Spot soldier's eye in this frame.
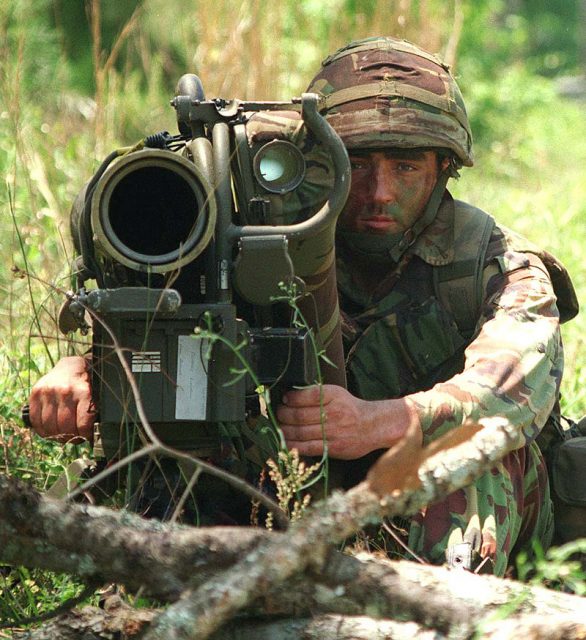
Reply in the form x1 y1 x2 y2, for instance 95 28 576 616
350 158 368 171
396 162 417 172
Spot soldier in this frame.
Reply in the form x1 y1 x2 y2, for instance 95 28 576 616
275 36 577 575
28 37 577 575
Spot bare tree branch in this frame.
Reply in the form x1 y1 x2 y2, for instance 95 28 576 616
140 418 546 639
3 417 584 640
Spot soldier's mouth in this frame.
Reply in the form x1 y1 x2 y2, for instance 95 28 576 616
361 216 401 231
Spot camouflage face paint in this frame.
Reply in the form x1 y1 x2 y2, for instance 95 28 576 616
339 149 440 235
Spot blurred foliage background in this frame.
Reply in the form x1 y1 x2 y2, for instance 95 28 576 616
1 0 585 456
0 0 585 622
0 0 586 419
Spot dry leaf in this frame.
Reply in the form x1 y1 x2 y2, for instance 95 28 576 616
367 421 483 497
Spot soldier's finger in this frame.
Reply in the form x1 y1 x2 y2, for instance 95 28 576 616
28 391 43 434
56 397 80 439
277 403 324 426
38 398 60 438
281 423 326 443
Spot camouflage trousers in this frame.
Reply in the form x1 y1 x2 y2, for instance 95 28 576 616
408 440 554 576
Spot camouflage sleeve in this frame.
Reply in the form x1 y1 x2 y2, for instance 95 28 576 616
410 227 563 451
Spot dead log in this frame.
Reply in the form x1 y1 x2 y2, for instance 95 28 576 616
3 418 586 640
13 605 586 640
15 609 445 640
141 418 527 639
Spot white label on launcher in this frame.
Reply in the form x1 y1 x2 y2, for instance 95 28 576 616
175 336 209 420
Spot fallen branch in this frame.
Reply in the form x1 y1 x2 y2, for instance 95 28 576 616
0 474 269 601
3 418 585 640
13 595 586 640
143 418 522 639
11 596 156 640
14 610 445 640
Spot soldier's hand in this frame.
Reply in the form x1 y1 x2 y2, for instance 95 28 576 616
28 356 95 443
277 384 414 460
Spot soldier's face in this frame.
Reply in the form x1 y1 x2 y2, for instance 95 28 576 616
339 149 442 234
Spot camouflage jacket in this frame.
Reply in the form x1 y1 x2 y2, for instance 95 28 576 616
337 192 574 454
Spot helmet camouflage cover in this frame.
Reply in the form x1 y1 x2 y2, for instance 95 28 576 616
307 36 474 167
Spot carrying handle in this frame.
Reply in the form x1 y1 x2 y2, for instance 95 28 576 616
228 93 351 243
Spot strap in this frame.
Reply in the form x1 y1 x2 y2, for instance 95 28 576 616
389 168 452 263
320 80 468 130
433 207 495 338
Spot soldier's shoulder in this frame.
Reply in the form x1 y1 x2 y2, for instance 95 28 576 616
452 199 579 323
452 198 544 264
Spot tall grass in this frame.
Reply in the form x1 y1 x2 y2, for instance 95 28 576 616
2 1 583 413
0 0 584 462
136 0 461 99
0 0 467 416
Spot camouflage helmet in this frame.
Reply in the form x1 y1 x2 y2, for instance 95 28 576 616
307 36 473 167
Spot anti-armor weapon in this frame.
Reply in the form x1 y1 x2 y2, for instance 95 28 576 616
64 75 350 460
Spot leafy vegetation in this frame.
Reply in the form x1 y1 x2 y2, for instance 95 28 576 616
1 0 585 624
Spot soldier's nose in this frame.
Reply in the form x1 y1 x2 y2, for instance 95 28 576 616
372 160 397 206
